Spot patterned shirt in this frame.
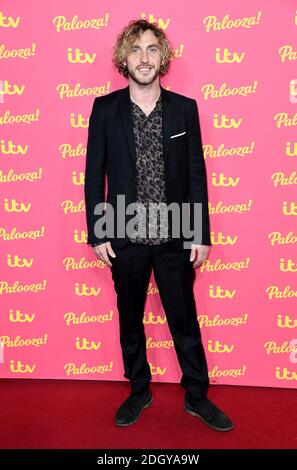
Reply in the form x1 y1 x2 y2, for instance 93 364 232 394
129 93 171 245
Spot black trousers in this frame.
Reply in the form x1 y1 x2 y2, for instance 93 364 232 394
110 240 209 400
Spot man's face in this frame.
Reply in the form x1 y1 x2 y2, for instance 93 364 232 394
124 29 163 86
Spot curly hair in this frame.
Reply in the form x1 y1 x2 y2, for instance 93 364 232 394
112 19 175 78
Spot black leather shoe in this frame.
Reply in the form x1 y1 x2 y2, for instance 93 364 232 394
185 397 234 432
115 388 153 427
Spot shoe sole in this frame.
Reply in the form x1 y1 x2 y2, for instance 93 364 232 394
185 405 234 432
115 397 153 427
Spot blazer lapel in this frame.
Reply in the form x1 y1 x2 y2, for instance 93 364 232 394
118 84 174 169
118 86 136 168
161 85 174 162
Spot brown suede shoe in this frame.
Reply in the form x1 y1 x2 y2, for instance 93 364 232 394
185 397 234 432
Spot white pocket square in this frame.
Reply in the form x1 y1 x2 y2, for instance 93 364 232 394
170 131 186 139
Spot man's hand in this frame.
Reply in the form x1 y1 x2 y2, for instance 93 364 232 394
92 241 116 267
190 244 210 268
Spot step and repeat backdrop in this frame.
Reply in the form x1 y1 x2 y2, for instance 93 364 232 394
0 1 296 388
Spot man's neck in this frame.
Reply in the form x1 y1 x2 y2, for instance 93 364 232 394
129 81 161 107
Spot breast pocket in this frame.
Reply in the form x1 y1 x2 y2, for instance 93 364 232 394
169 132 188 160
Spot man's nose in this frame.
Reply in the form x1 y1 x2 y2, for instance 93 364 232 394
140 51 149 62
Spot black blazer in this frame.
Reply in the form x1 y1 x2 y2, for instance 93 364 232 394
84 85 211 251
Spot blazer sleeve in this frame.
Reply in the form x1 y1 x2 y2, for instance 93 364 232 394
84 97 108 246
188 99 212 246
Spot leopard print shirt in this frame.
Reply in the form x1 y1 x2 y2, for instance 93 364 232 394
129 94 172 245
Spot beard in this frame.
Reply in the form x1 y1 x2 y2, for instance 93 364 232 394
127 65 160 86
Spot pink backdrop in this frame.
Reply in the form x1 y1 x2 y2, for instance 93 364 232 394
0 1 296 388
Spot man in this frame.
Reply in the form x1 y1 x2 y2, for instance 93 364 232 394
84 19 233 432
